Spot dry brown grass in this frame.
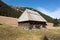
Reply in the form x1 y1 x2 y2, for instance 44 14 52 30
0 23 45 40
0 16 18 26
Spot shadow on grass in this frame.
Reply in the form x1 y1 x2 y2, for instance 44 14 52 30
43 36 48 40
0 23 3 25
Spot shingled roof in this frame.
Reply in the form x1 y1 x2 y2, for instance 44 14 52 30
18 9 47 22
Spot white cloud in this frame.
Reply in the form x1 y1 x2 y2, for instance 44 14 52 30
36 7 60 19
51 8 60 19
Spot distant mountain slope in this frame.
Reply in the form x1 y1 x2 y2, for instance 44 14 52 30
0 1 22 18
0 1 54 23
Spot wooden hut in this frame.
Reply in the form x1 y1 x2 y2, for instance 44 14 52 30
18 9 47 29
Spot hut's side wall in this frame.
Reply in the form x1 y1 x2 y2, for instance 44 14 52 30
18 23 30 29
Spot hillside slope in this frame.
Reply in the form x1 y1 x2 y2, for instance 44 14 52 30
0 1 22 18
0 16 18 26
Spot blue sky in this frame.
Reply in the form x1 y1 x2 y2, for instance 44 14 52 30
2 0 60 19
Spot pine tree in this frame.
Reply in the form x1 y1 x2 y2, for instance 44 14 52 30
53 18 59 26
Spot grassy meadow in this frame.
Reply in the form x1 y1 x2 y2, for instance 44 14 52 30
0 23 60 40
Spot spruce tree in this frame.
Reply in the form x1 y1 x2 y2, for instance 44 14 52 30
53 18 59 26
